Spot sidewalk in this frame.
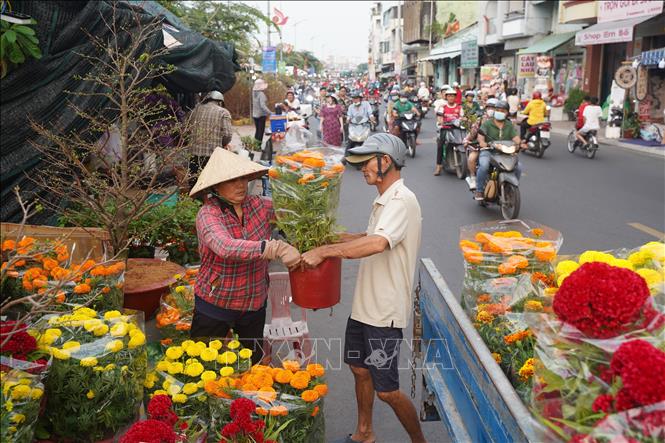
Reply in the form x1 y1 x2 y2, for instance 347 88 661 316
549 121 665 158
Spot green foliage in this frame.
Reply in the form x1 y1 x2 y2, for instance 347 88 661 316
0 18 42 78
622 112 641 136
281 50 323 73
240 135 261 152
563 88 589 114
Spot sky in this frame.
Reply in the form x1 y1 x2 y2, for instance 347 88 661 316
238 1 374 63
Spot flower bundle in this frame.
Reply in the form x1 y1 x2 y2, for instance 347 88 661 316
528 261 665 441
1 236 124 312
34 307 147 440
155 269 198 343
0 320 49 374
269 148 345 252
144 339 253 424
569 401 665 443
206 360 327 443
0 369 44 443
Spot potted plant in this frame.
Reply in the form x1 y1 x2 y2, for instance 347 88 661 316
148 196 201 266
622 112 641 139
240 135 262 160
563 88 589 121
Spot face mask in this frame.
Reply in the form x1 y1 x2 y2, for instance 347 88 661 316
400 98 407 103
354 102 361 106
486 109 495 117
494 111 506 121
391 96 398 101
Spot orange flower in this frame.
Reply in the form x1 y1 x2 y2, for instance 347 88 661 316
459 240 481 252
90 266 108 277
79 259 97 272
504 330 533 345
6 271 19 278
32 279 47 289
290 371 311 390
268 168 279 179
274 369 293 384
306 363 325 378
55 291 66 303
331 164 345 173
42 257 59 271
311 406 320 417
250 372 274 389
17 237 35 249
50 267 70 281
320 181 329 188
269 405 288 416
2 239 16 251
242 383 259 392
175 322 191 331
498 262 517 275
297 173 316 185
474 232 491 244
13 260 26 267
303 158 326 168
463 251 484 264
74 283 91 294
301 389 320 402
161 338 173 346
101 286 111 294
313 384 328 397
531 228 544 237
22 280 33 291
476 294 491 304
507 255 529 269
257 386 277 402
185 268 198 277
256 407 268 416
534 245 556 262
282 360 301 372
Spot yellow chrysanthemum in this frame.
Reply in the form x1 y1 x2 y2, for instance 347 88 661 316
10 413 25 424
172 393 187 404
476 311 494 324
219 366 235 377
93 324 109 337
557 273 569 287
183 383 198 395
636 268 663 290
83 319 103 332
180 340 195 350
30 388 43 400
50 348 71 360
167 362 184 375
612 259 634 270
579 250 615 265
10 385 31 400
217 351 237 365
183 362 204 377
518 358 536 380
153 389 168 396
555 260 579 276
209 340 223 350
86 390 95 399
227 340 240 350
200 370 217 382
167 384 182 396
80 357 98 367
640 242 665 261
175 285 186 294
524 300 543 311
62 341 81 352
73 307 97 318
110 322 129 337
156 360 170 372
239 349 253 360
105 363 116 371
105 339 124 353
165 346 184 360
186 345 201 357
103 310 122 320
128 332 146 349
200 347 218 362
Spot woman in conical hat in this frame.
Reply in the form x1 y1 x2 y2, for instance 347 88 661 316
189 148 300 364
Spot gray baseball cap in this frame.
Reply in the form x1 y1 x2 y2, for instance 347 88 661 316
345 133 407 167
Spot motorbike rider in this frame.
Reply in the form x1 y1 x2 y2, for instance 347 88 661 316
348 91 374 122
417 81 430 102
575 96 602 146
462 90 480 117
434 88 464 176
576 95 591 131
520 91 547 140
391 90 420 138
475 100 525 201
283 90 301 112
465 98 498 190
385 89 400 130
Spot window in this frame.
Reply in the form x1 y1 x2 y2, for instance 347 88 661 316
505 0 525 19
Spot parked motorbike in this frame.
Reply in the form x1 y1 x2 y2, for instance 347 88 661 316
369 99 380 132
437 117 468 179
398 112 418 158
523 122 551 158
472 141 521 220
347 115 371 151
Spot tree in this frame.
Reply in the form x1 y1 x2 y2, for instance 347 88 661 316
356 62 368 73
30 5 191 255
282 50 323 73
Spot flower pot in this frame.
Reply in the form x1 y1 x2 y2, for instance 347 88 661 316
289 257 341 309
123 258 185 317
622 128 634 139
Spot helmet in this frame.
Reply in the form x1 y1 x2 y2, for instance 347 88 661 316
495 100 509 111
205 91 224 102
391 85 400 91
465 90 476 97
399 90 409 98
444 88 456 96
452 82 459 88
345 133 407 168
351 91 362 99
532 91 542 99
441 84 450 91
420 82 426 87
486 98 499 108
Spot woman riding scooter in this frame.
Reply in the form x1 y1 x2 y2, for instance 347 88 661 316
434 88 464 176
520 91 547 140
464 98 498 190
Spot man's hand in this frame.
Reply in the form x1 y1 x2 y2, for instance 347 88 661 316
301 246 328 268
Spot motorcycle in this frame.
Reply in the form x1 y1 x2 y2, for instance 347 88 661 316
347 115 371 151
473 141 521 220
397 112 418 158
523 122 551 158
437 117 468 179
369 99 380 132
567 110 599 159
419 98 430 118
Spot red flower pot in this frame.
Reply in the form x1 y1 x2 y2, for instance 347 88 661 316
123 259 185 318
289 257 342 309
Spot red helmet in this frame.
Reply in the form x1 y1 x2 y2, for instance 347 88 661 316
532 91 542 99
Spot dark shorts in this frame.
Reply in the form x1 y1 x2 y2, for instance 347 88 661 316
344 317 403 393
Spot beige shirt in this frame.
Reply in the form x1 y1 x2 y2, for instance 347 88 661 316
351 179 422 328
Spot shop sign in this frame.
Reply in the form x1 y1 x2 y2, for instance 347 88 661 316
536 56 553 78
461 39 478 69
575 25 634 46
598 1 663 23
262 47 277 73
518 55 536 78
635 65 648 101
480 64 502 86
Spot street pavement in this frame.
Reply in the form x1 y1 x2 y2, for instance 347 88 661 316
298 106 665 443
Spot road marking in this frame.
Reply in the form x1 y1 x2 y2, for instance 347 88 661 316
628 223 665 240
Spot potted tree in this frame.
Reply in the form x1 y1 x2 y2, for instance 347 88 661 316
622 112 641 139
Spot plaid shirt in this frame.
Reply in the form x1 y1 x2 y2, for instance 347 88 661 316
189 102 233 157
195 195 274 311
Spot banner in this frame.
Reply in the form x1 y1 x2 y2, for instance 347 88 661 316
518 55 536 78
480 64 502 87
461 39 478 69
598 0 663 23
262 47 277 73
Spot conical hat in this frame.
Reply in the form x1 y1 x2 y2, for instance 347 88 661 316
189 147 268 197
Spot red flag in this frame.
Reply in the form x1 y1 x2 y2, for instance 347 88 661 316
272 8 288 26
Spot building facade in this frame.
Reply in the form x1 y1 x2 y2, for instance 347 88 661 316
402 1 436 84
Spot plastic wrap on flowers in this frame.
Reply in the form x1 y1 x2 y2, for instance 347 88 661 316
144 338 253 426
459 220 561 302
527 262 665 441
155 269 198 343
554 241 664 294
269 147 345 253
0 368 45 443
1 320 51 379
206 361 327 443
33 308 147 441
1 235 124 313
569 401 665 443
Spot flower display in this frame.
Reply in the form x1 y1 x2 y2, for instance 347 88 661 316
269 148 345 252
0 369 44 443
568 402 665 443
0 321 49 375
207 360 326 443
144 338 253 424
34 308 147 440
1 236 124 312
155 269 198 342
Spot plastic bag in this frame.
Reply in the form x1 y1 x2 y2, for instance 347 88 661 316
270 147 345 252
206 361 327 443
569 401 665 443
0 367 45 443
33 307 148 441
155 269 198 343
282 125 315 152
144 338 253 427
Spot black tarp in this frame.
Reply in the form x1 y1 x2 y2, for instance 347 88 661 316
0 0 239 222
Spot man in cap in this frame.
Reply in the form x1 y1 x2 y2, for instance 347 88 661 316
302 134 425 443
188 91 233 179
189 148 301 364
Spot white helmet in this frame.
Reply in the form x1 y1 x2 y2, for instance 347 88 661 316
452 82 459 88
420 82 426 87
444 88 457 96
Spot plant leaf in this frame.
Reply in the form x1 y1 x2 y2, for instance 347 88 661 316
4 29 16 44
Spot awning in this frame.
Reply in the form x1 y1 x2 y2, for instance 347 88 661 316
575 15 657 46
517 32 576 54
418 50 461 62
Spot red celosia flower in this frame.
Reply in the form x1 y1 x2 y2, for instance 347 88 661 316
0 321 37 358
119 419 177 443
230 397 256 421
147 395 178 426
221 422 241 438
591 394 613 413
610 340 665 410
553 263 650 338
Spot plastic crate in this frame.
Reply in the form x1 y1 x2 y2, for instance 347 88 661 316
270 114 287 133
